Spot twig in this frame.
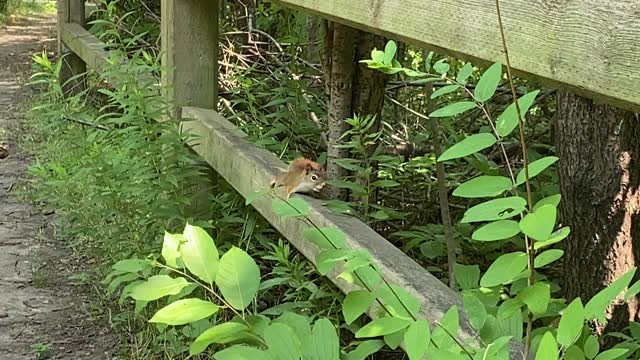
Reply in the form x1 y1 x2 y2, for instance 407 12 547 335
62 116 110 131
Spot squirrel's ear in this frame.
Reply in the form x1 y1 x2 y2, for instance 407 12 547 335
304 163 314 172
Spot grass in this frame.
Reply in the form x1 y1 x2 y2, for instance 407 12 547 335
0 0 56 24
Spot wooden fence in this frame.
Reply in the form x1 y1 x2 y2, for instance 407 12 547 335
56 0 640 359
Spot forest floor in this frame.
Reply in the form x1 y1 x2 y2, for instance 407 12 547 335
0 13 117 360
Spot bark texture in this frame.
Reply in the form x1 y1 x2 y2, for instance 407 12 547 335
556 90 640 334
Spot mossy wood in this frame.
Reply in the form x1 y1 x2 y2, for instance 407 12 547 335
273 0 640 112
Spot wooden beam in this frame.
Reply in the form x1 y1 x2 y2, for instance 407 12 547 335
273 0 640 112
179 106 526 359
59 0 87 96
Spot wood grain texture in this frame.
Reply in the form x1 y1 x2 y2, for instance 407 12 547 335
273 0 640 112
180 106 527 359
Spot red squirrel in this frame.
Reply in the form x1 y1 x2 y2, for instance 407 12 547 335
270 157 326 199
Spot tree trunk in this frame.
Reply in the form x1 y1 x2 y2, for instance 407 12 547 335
556 90 640 335
325 23 356 200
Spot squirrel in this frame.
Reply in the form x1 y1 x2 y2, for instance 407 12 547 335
270 157 327 199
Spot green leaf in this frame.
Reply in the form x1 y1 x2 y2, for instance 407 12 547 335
584 268 636 322
404 319 431 360
355 317 411 338
516 282 550 316
245 188 267 205
438 133 496 162
516 156 559 186
463 292 487 331
162 232 183 268
272 198 310 218
533 194 561 212
456 63 474 84
474 62 502 102
433 59 450 74
583 335 599 359
304 319 340 360
371 49 384 63
626 280 640 300
216 247 261 310
190 322 250 355
453 176 513 198
593 348 629 360
564 345 585 360
431 306 460 349
496 90 540 137
480 252 528 287
316 249 350 275
303 227 345 250
181 224 219 284
343 290 375 324
150 298 219 326
383 330 404 350
536 332 558 360
534 249 564 268
112 258 152 273
371 179 401 188
454 263 480 290
343 340 385 360
520 204 557 242
383 40 397 65
429 101 477 118
534 227 570 250
431 84 461 99
556 298 585 348
129 275 191 301
213 345 275 360
265 323 303 360
462 196 527 223
472 220 521 241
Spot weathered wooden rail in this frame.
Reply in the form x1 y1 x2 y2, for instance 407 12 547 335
57 0 640 358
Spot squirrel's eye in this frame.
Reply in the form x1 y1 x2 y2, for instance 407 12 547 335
311 174 318 181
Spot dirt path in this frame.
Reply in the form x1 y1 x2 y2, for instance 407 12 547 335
0 14 117 360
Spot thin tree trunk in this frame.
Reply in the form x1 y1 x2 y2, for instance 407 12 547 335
556 90 640 335
325 23 356 200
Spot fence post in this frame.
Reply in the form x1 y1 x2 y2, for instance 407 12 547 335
161 0 219 220
59 0 87 96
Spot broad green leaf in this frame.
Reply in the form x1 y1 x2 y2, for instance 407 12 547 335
304 319 340 360
429 101 477 118
593 348 629 360
107 273 139 295
497 298 524 321
272 198 310 218
534 227 570 250
454 263 480 290
456 63 474 84
557 298 585 348
265 323 303 360
583 335 599 359
500 307 523 342
453 176 513 198
273 312 311 342
536 332 558 360
130 275 190 301
516 282 550 316
626 279 640 300
496 90 540 137
533 249 564 269
383 40 397 65
520 204 557 241
343 290 375 324
245 188 268 205
533 194 561 212
480 252 528 287
463 292 487 331
564 345 585 360
162 232 183 267
474 62 502 102
534 249 564 268
303 227 345 250
431 306 460 350
326 179 367 195
462 196 527 223
371 49 384 63
433 59 450 74
431 84 461 99
182 224 219 284
438 133 496 162
355 317 411 338
343 340 385 360
190 322 250 355
213 345 275 360
316 249 350 275
479 315 502 344
404 319 431 360
112 258 152 273
150 298 219 326
216 247 261 310
472 220 521 241
383 330 404 349
585 268 637 322
516 156 559 186
375 284 421 319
